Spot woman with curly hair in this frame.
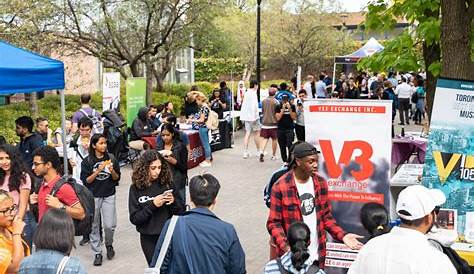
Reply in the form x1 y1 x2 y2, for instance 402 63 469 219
0 145 35 246
128 150 184 265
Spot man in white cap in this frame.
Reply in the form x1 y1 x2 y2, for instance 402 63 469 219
348 185 456 274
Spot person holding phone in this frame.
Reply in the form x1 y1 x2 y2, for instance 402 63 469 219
129 150 184 265
275 95 297 162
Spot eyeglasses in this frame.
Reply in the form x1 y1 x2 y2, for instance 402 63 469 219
32 162 45 167
0 205 17 216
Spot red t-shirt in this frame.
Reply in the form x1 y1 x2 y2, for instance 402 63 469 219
38 175 79 221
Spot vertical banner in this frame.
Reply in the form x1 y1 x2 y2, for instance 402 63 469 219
304 99 392 271
422 78 474 251
102 72 121 111
126 78 146 126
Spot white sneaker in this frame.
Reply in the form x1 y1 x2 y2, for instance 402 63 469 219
199 161 212 167
243 152 250 159
271 155 277 160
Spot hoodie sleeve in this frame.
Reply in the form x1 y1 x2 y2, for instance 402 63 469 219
128 185 158 226
133 120 153 138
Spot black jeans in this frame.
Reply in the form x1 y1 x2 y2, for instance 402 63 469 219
277 129 295 162
398 98 410 124
140 233 160 266
295 124 305 141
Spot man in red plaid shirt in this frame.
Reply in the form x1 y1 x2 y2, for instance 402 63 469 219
267 142 363 269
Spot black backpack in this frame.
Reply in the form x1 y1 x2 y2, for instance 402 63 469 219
429 239 471 274
51 176 95 236
411 92 419 104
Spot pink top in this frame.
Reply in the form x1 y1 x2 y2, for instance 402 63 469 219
1 173 32 206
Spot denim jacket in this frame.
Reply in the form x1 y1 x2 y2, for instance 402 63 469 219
19 249 87 274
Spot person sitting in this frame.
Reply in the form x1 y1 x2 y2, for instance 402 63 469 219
263 222 324 274
19 208 87 274
360 202 391 240
129 107 158 151
348 185 456 274
150 174 246 274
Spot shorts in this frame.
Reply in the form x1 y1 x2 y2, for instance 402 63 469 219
260 128 277 139
244 120 260 132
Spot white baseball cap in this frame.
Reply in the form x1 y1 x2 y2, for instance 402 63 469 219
396 185 446 220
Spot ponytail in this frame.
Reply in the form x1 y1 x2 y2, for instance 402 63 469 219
291 240 310 271
360 202 391 238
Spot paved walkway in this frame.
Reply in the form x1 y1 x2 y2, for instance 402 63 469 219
72 113 424 274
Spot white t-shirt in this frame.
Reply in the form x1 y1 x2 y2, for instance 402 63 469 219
295 178 319 262
303 82 314 99
395 82 413 99
240 88 260 122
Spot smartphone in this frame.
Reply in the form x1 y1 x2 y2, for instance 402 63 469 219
163 189 173 195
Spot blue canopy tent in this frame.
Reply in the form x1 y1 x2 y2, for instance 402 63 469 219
332 37 384 90
0 40 69 175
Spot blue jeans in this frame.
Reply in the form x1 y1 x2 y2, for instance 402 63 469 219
199 127 211 160
23 211 37 249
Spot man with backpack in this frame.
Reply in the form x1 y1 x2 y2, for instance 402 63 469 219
72 93 103 134
29 146 86 222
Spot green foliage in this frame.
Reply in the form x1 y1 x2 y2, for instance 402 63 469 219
195 58 245 82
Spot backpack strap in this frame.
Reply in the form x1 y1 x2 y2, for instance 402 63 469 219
79 108 89 118
276 258 290 274
51 177 68 197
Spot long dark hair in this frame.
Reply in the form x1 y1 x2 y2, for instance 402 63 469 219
34 208 75 255
360 202 391 238
161 124 179 142
0 144 28 192
287 222 311 271
88 133 107 158
131 150 172 190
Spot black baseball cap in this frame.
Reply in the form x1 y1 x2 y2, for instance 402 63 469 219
289 142 320 167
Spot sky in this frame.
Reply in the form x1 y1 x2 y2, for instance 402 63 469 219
338 0 371 12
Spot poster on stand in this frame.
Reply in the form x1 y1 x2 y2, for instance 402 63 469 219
304 99 392 271
102 72 121 111
126 78 146 126
422 78 474 250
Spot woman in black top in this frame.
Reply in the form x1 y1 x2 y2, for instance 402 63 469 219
209 89 227 119
80 133 121 266
156 124 188 204
128 150 184 265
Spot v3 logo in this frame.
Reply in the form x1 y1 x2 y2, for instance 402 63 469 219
319 140 374 181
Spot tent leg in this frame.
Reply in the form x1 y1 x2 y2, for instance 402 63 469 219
332 62 337 94
60 90 68 176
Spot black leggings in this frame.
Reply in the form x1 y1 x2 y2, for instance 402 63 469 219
140 233 160 266
277 129 295 162
295 124 305 141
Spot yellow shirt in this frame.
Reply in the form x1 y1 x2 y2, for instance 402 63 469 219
0 228 30 274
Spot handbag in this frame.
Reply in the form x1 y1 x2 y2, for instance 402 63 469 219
144 215 179 274
56 256 70 274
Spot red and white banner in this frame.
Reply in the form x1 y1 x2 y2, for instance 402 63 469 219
304 99 392 270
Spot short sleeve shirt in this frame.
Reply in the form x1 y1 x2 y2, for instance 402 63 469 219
38 175 79 221
1 174 32 207
72 107 101 124
192 107 209 130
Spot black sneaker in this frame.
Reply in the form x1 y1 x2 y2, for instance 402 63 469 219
259 153 264 162
106 245 115 260
93 254 103 266
79 237 90 246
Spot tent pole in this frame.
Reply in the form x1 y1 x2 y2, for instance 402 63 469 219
332 62 337 94
60 89 68 176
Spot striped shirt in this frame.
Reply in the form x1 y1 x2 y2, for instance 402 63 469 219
263 251 326 274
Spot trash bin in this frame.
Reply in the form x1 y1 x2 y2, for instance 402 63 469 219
175 68 189 84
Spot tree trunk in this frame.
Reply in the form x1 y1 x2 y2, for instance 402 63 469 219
130 63 141 77
145 55 154 105
423 41 441 120
440 0 474 80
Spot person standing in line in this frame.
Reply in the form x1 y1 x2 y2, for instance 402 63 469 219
315 75 327 99
240 80 262 159
129 150 184 265
236 81 246 111
0 190 27 274
303 75 315 99
219 81 233 110
35 117 52 146
395 77 412 125
150 174 246 274
267 142 363 269
71 94 102 134
295 89 307 142
263 222 324 274
359 72 369 99
414 77 426 125
156 124 188 204
81 134 121 266
0 145 34 247
345 78 360 99
19 209 87 274
348 185 456 274
275 95 296 163
187 92 212 167
15 116 44 169
209 89 228 119
259 86 279 162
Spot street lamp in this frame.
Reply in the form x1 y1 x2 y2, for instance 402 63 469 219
256 0 262 102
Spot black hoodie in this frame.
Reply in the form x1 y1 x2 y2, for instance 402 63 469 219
130 107 154 141
128 181 184 235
